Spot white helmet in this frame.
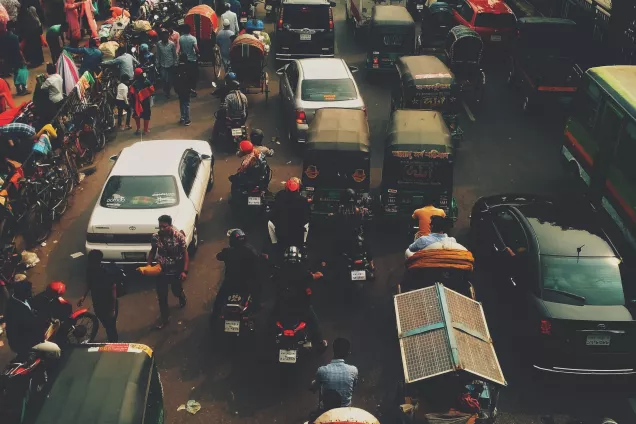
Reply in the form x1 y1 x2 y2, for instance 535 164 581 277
313 408 380 424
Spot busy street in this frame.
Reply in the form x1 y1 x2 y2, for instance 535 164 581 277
1 0 636 423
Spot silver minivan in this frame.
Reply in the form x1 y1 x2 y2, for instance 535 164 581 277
277 58 366 143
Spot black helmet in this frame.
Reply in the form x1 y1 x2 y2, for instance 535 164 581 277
229 229 246 247
229 79 240 90
283 246 302 264
341 188 356 204
250 128 264 146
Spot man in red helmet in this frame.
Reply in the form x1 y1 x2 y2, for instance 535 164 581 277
31 281 73 327
230 138 274 196
269 177 311 252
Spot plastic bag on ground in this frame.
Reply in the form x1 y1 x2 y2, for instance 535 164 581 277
21 251 40 268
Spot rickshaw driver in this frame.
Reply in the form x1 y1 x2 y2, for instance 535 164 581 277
412 197 446 237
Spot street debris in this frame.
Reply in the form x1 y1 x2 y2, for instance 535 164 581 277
41 242 47 247
78 173 86 182
21 251 40 268
286 161 292 164
70 252 84 259
177 400 201 415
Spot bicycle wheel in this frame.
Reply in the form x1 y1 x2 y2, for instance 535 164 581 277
50 182 69 219
23 204 52 246
65 149 80 186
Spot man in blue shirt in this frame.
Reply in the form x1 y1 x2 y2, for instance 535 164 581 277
311 338 358 408
216 19 235 72
64 38 103 77
178 24 200 96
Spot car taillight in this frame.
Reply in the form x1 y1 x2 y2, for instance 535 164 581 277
329 8 334 30
278 9 284 30
354 259 363 265
296 109 306 124
540 319 551 335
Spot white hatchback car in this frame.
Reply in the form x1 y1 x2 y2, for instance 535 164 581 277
85 140 214 264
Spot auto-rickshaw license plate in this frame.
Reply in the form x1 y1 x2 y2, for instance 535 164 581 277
491 35 502 42
178 18 184 25
300 34 311 41
231 128 243 136
351 270 366 281
224 320 240 333
279 349 298 363
240 17 247 23
248 196 261 205
586 334 610 346
416 4 423 9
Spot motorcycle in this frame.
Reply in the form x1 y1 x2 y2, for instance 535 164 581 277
219 292 256 337
230 162 272 216
341 235 374 288
275 317 312 365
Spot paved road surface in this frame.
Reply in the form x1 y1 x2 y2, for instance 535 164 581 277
1 3 634 423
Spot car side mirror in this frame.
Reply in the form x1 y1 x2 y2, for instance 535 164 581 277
276 67 285 76
349 66 359 73
201 154 211 160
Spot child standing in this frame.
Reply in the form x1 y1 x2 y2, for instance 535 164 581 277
116 75 131 130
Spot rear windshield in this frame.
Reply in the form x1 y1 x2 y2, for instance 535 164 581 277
301 79 357 101
541 256 625 306
474 13 516 29
100 176 179 209
283 4 330 30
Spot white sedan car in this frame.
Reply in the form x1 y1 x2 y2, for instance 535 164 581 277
85 140 214 264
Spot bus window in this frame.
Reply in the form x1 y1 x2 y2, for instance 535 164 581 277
595 102 624 149
608 121 636 222
576 81 603 131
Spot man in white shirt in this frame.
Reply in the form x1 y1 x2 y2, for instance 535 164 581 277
221 2 240 35
41 63 63 104
116 74 131 130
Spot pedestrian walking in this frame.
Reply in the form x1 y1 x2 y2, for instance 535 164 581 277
116 74 132 130
18 5 44 67
310 338 358 408
78 250 119 342
167 22 180 54
1 22 29 96
174 57 191 125
45 22 69 64
146 215 188 329
216 19 234 72
221 2 239 35
156 29 178 98
64 0 83 46
178 24 200 97
129 67 155 135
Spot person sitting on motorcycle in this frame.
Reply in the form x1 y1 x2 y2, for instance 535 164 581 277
269 177 311 250
4 281 57 358
328 188 375 277
406 215 466 258
222 79 248 125
212 229 265 321
229 138 273 194
31 281 73 325
412 197 446 238
272 246 327 350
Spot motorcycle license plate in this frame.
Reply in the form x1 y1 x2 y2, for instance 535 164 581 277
231 128 243 136
586 334 610 346
224 320 240 333
248 196 261 205
351 270 366 281
177 18 184 25
240 17 247 23
491 35 502 42
266 4 272 10
279 349 298 363
417 4 423 9
300 34 311 41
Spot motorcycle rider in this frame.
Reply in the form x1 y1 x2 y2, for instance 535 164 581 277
4 281 60 358
212 229 265 321
223 79 248 126
272 246 327 350
229 137 274 200
269 177 311 253
31 281 73 325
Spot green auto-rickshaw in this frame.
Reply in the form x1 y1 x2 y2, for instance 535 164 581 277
381 109 457 222
391 55 463 142
301 108 371 216
366 5 416 73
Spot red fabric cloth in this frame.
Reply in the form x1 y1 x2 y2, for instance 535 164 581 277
0 79 16 113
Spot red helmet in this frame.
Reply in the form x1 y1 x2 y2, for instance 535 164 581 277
134 67 144 77
47 281 66 296
285 177 300 192
239 140 253 154
147 29 158 38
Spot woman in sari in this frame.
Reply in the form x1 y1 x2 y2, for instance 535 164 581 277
0 78 15 113
65 0 83 46
81 0 97 39
19 5 44 67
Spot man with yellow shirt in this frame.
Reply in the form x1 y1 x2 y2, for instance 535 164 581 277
412 203 446 238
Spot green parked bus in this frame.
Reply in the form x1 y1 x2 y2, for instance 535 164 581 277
563 66 636 249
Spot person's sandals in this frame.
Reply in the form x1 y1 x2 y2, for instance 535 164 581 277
184 120 192 126
179 293 187 308
155 317 170 329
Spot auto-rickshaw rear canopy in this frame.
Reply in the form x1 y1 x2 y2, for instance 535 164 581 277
396 55 455 89
306 108 370 152
33 343 157 424
371 5 415 31
386 109 453 155
394 284 506 386
516 17 577 54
